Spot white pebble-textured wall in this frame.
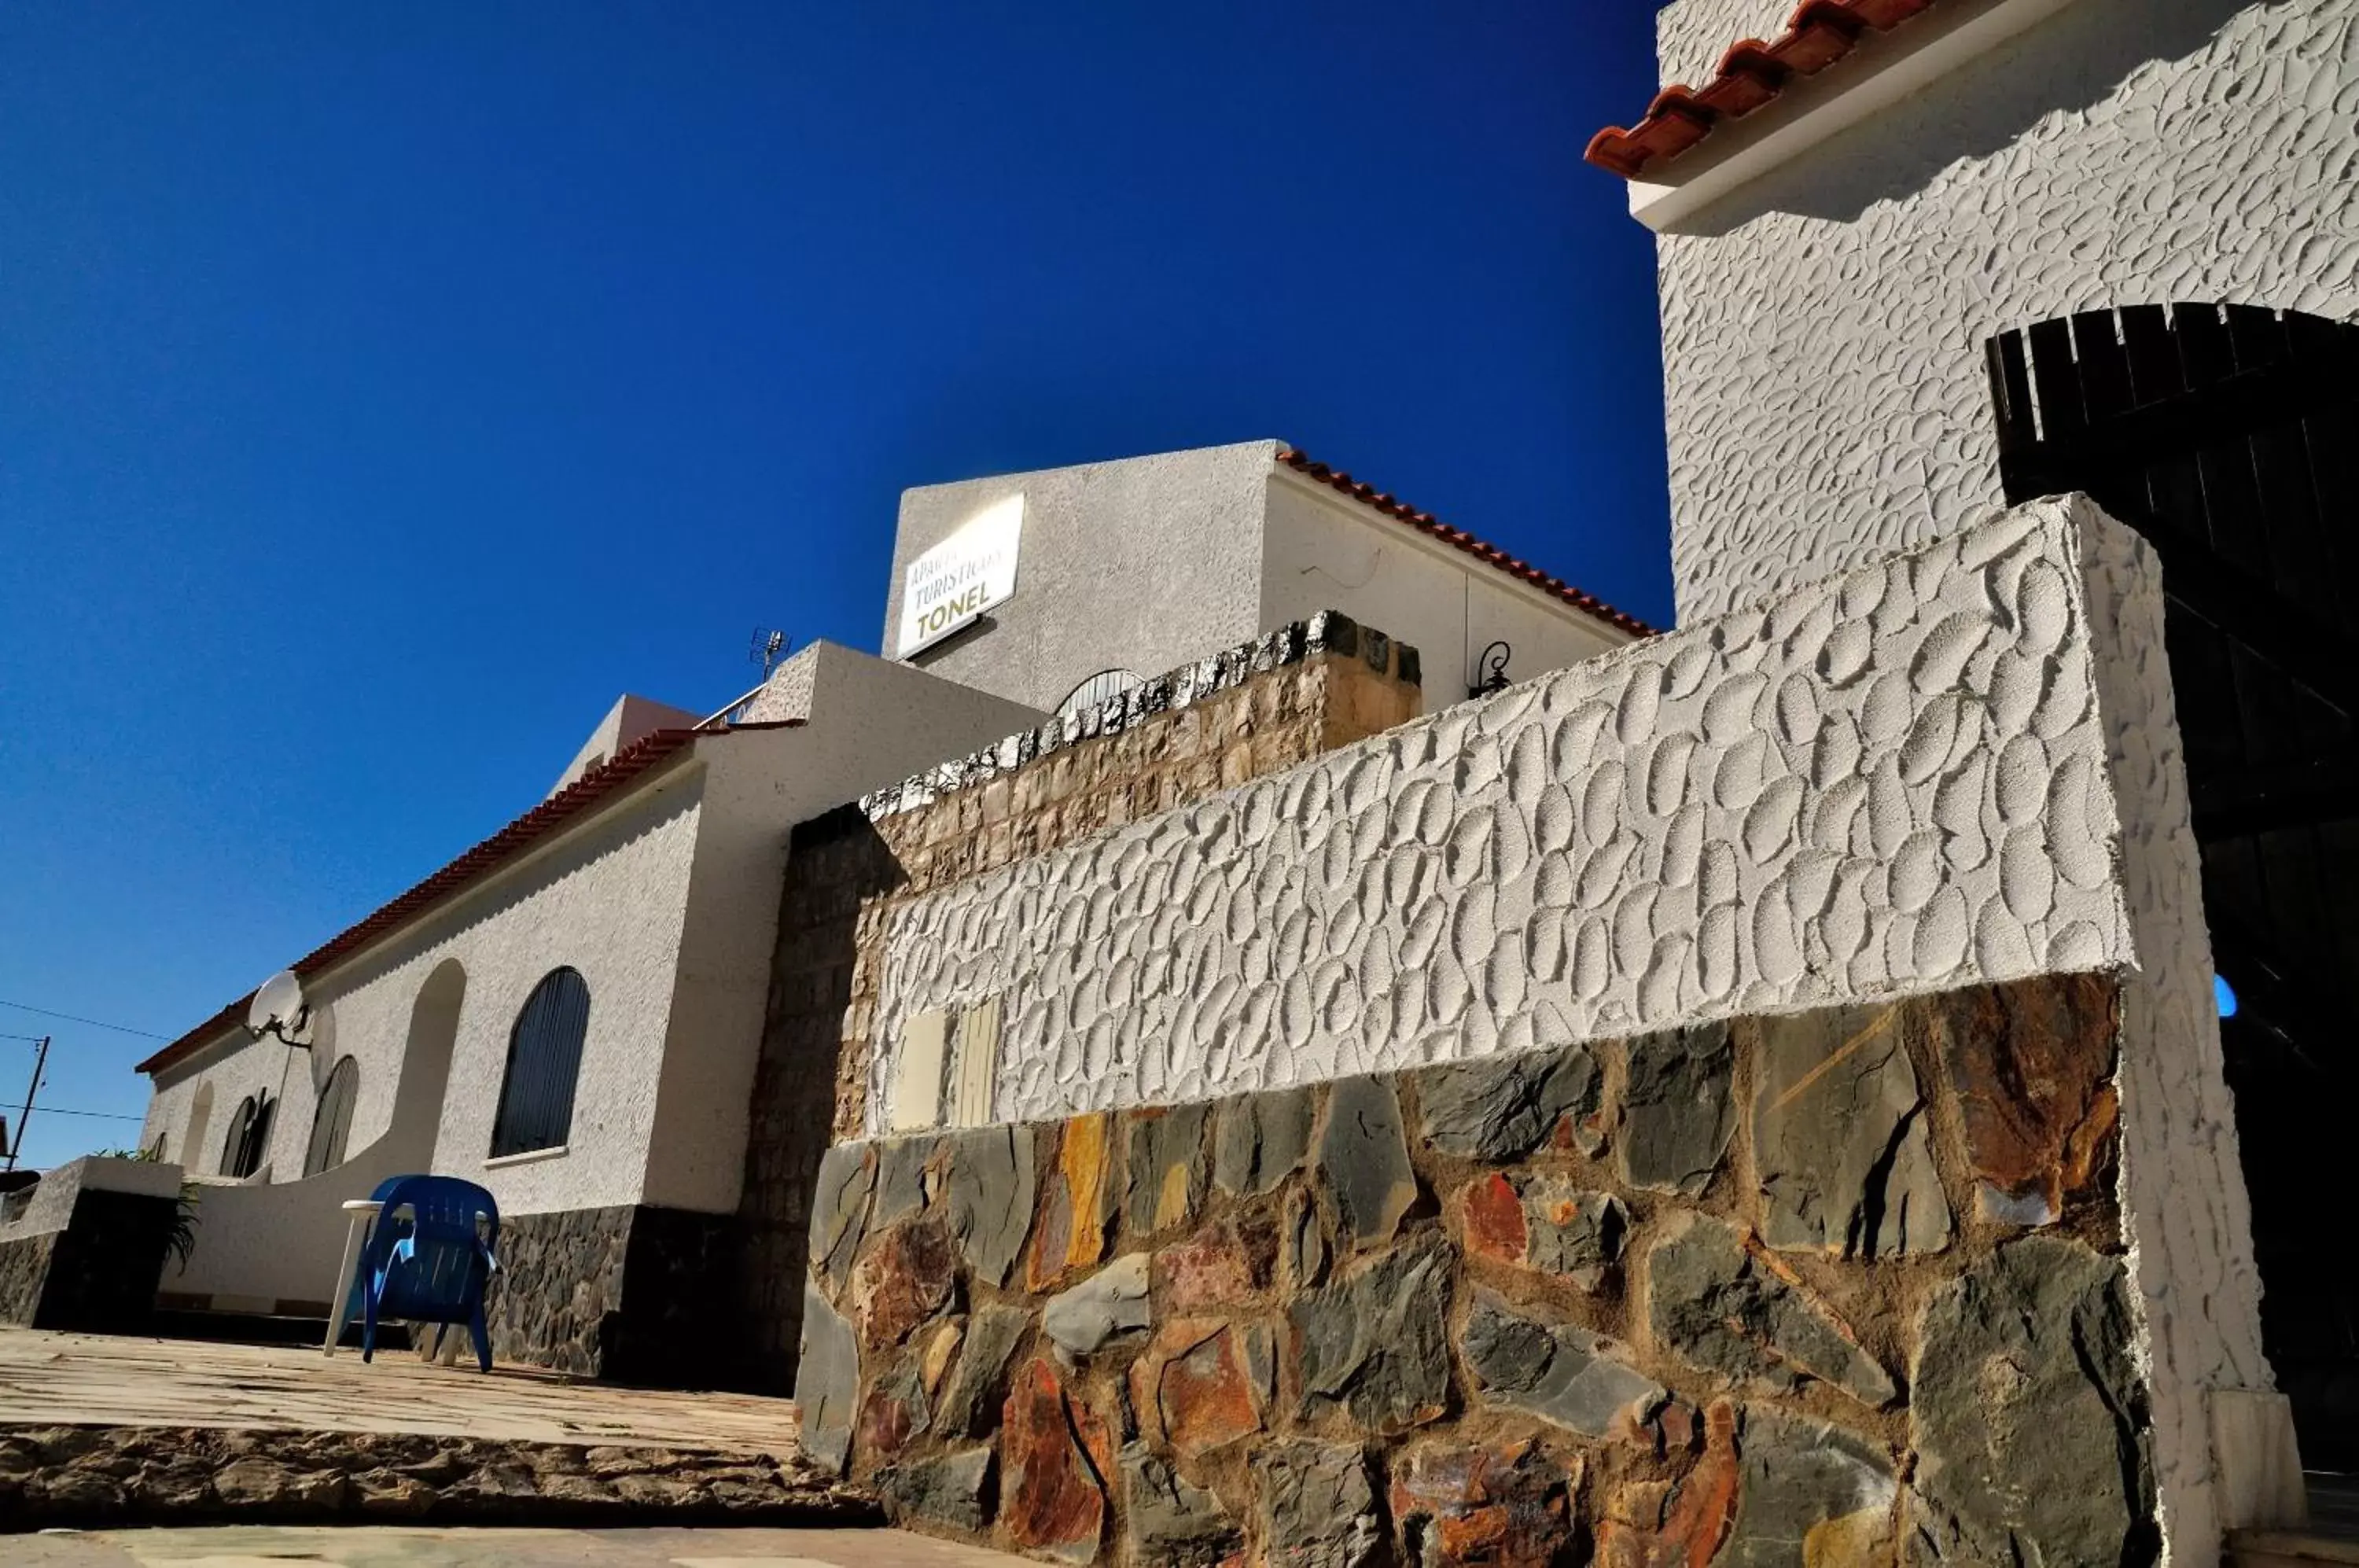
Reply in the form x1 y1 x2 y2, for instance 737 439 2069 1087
1655 0 1799 89
872 496 2139 1129
2079 502 2271 1568
1650 0 2359 622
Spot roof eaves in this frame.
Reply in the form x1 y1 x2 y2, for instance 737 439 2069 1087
136 720 803 1078
1272 447 1658 639
1585 0 1938 180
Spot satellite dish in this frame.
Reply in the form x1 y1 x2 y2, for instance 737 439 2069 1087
303 1001 338 1092
248 970 308 1042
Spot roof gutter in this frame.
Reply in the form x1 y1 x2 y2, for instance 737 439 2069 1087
1628 0 2084 234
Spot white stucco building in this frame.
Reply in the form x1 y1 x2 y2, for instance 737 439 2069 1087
125 444 1648 1367
882 440 1649 716
1592 0 2358 624
134 642 1045 1327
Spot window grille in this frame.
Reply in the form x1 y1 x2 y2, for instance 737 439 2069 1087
1056 668 1143 717
490 967 591 1158
303 1056 360 1177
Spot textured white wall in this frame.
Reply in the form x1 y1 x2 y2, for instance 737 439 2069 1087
0 1157 182 1246
145 767 708 1225
1656 0 1810 89
871 498 2138 1124
1651 0 2359 620
2078 503 2270 1567
1259 473 1635 705
547 694 704 798
881 443 1279 713
636 650 1047 1213
145 645 1051 1235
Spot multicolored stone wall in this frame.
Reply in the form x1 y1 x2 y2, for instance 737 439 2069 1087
794 972 2153 1568
731 615 1424 1391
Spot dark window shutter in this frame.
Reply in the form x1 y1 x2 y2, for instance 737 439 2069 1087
303 1057 360 1177
489 968 591 1158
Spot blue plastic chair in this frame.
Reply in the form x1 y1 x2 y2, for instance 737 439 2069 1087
355 1175 500 1372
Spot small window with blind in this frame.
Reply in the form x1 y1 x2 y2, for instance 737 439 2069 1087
303 1056 360 1177
222 1091 275 1180
489 967 591 1159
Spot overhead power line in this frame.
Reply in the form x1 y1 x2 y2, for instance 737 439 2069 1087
28 1106 145 1123
0 1000 169 1040
2 1032 50 1043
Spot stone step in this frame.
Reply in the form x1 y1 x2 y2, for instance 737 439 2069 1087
146 1307 411 1353
2232 1530 2359 1568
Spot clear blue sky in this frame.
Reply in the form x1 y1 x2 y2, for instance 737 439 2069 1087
0 3 1669 1169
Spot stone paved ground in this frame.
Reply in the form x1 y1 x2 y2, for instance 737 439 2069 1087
0 1328 875 1532
0 1328 798 1453
9 1524 1032 1566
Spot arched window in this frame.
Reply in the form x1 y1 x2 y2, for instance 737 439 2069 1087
1057 668 1143 718
490 967 590 1158
221 1091 274 1180
303 1056 360 1177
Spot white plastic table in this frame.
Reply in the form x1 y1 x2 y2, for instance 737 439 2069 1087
321 1198 381 1356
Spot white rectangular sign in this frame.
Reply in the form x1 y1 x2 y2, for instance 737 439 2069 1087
897 494 1023 657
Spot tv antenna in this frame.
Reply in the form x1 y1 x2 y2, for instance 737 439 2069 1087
749 628 789 677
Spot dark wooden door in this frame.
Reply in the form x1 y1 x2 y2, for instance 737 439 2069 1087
1988 301 2359 1469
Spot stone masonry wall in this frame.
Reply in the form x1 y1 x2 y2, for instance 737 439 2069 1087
0 1189 175 1335
487 1204 738 1386
796 972 2151 1568
731 616 1424 1392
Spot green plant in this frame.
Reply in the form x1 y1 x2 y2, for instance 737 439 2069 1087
165 1183 200 1275
90 1147 199 1272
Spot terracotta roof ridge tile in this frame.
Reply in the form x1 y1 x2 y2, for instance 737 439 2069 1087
134 717 804 1077
1585 0 1938 179
1272 446 1658 637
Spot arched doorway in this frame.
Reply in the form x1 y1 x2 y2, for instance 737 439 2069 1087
1987 301 2359 1468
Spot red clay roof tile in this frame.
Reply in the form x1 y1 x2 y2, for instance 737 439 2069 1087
1274 447 1657 638
1586 0 1939 179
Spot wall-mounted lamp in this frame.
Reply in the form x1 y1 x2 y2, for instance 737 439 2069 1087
1470 640 1513 699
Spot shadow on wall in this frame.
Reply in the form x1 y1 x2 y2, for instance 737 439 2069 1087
171 960 466 1309
1676 0 2274 235
732 808 910 1394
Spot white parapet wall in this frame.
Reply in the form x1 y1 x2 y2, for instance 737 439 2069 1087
868 494 2281 1563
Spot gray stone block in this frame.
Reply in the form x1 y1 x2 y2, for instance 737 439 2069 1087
808 1144 874 1290
934 1302 1028 1438
1316 1076 1419 1248
1252 1440 1384 1568
1418 1043 1602 1161
1291 1239 1454 1434
878 1445 995 1533
1214 1086 1312 1195
1126 1102 1211 1235
873 1136 933 1231
1461 1289 1662 1438
793 1283 859 1474
1909 1236 2155 1566
1723 1409 1897 1568
1618 1022 1735 1195
1042 1253 1151 1356
944 1125 1035 1288
1645 1214 1895 1409
1753 1005 1951 1257
1122 1443 1239 1566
